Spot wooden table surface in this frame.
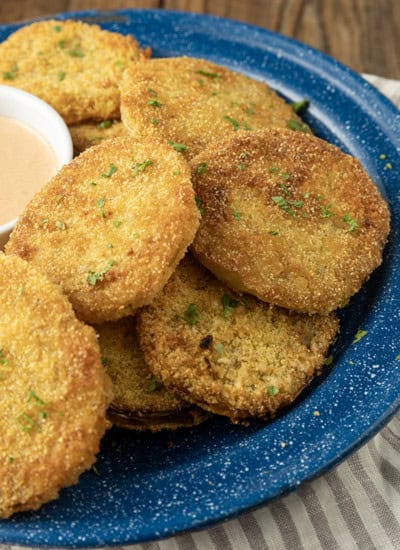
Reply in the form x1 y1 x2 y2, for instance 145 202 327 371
0 0 399 80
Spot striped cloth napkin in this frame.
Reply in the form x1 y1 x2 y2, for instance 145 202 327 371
0 75 399 550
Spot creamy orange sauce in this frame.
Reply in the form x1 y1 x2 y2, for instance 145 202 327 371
0 116 58 225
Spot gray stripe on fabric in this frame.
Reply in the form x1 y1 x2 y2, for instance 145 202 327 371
269 500 305 550
325 469 375 549
370 436 400 496
299 482 341 550
174 532 199 550
238 512 268 550
381 426 400 455
348 450 400 545
208 523 234 550
140 542 162 550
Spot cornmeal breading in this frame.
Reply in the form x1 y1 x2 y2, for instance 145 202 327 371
0 253 112 518
120 56 308 160
6 136 199 323
68 119 130 155
96 316 209 431
138 256 339 422
191 128 390 313
0 19 146 124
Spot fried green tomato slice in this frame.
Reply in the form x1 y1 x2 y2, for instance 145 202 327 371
0 19 147 124
191 128 390 314
96 316 210 431
137 256 339 422
120 56 308 160
69 119 130 155
0 253 112 518
6 136 199 323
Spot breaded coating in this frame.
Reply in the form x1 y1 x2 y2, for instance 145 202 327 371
0 253 112 518
138 256 339 422
120 56 308 160
0 19 146 124
6 136 199 323
69 119 129 155
191 128 390 314
96 316 209 431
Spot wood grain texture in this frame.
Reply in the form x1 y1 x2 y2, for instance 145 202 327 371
0 0 398 78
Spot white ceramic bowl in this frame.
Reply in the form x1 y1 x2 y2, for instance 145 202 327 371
0 85 73 250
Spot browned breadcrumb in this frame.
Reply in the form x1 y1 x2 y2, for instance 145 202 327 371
0 253 112 518
69 119 130 155
138 256 339 422
191 128 390 313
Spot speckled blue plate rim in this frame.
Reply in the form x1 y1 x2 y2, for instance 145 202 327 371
0 9 399 548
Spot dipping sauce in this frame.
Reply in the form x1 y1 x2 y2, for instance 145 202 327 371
0 115 58 225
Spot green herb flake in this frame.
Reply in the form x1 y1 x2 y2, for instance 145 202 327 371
272 196 296 217
247 107 255 116
233 211 241 221
268 230 279 236
8 456 14 463
17 286 24 296
58 40 66 49
52 25 62 32
291 99 309 114
179 303 200 325
150 117 159 125
223 116 241 131
68 48 84 58
148 88 157 96
267 385 279 396
147 99 162 107
97 197 106 218
172 170 182 176
221 294 240 318
269 166 280 174
323 355 334 366
353 329 367 344
101 163 117 178
41 218 49 225
342 213 358 232
214 343 225 356
168 141 188 153
97 120 113 129
107 243 113 249
287 119 309 132
101 356 110 366
92 465 101 476
147 377 161 393
237 164 247 171
17 413 36 433
132 159 153 176
195 69 219 79
57 71 66 81
196 162 208 175
195 195 204 214
278 182 290 195
113 219 122 228
321 205 334 218
2 64 18 80
87 261 114 286
55 220 66 230
28 390 46 406
0 349 8 366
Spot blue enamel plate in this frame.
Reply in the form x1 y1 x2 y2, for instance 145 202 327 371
0 9 399 547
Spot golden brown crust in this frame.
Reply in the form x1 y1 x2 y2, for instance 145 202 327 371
69 119 129 154
6 136 200 323
120 56 307 160
137 256 339 422
0 253 112 518
95 316 209 431
191 128 390 313
0 19 146 123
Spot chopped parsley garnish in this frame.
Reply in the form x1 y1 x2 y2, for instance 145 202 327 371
147 99 162 107
272 196 296 217
17 286 24 296
221 294 240 318
97 197 106 217
269 166 280 174
278 182 290 195
132 159 153 176
353 329 367 344
17 413 36 433
113 219 122 228
147 377 161 393
195 69 219 79
57 71 66 81
233 211 241 221
58 40 66 49
237 164 247 171
223 116 241 131
323 355 334 366
291 99 309 114
195 195 204 214
52 25 62 32
150 118 159 125
247 107 255 116
68 48 84 58
168 141 188 152
97 120 113 129
148 88 157 96
267 385 279 396
28 390 46 406
321 205 334 218
196 162 208 174
55 220 66 230
342 213 358 232
287 119 309 132
2 64 18 80
268 230 279 236
87 261 115 286
107 243 113 249
0 349 8 366
101 163 117 178
214 343 225 356
179 303 200 325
